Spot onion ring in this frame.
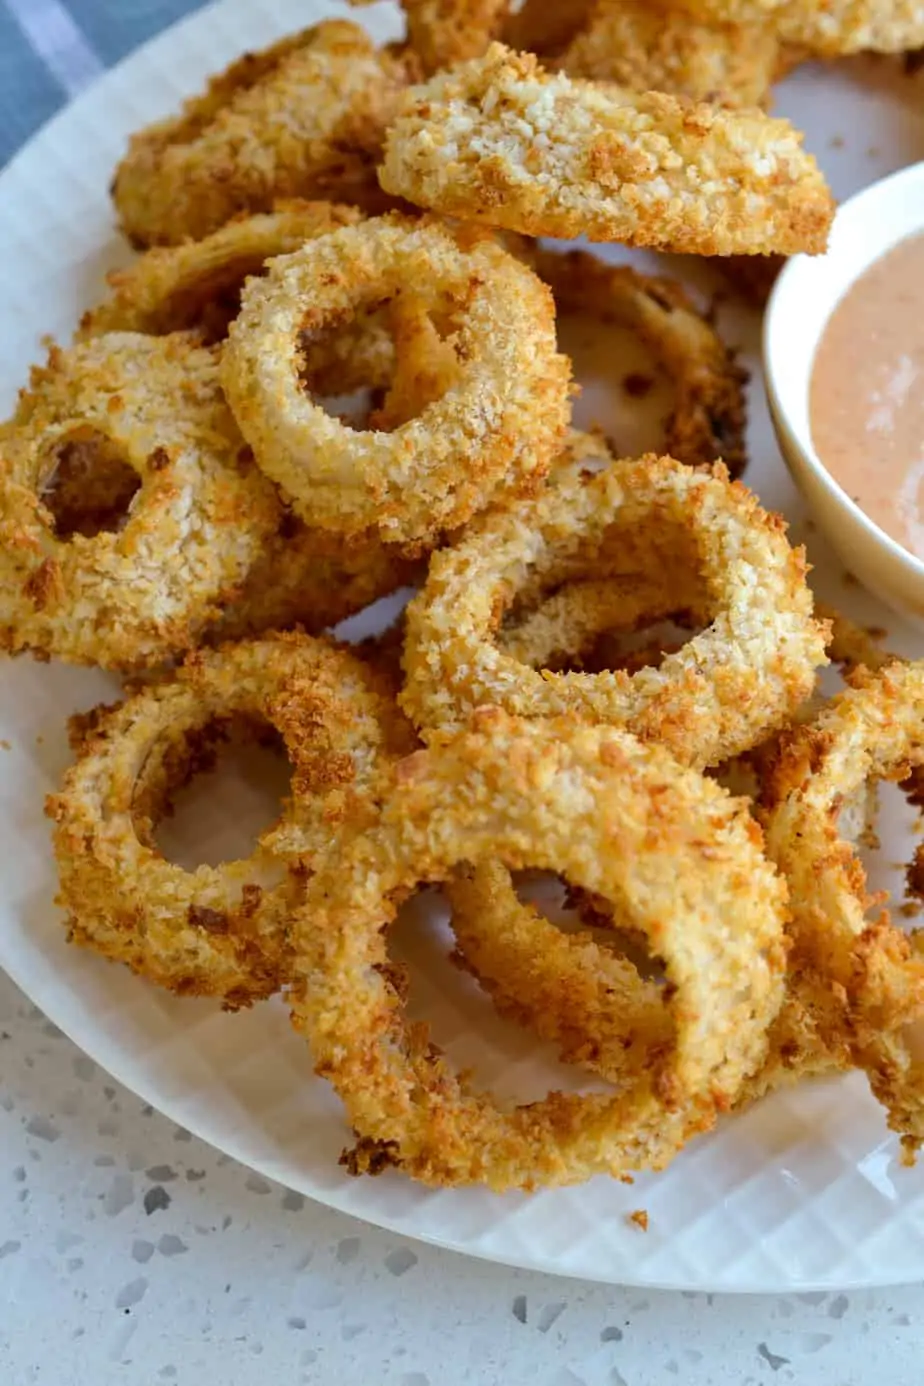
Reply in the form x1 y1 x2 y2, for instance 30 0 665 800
377 44 834 256
401 449 828 767
675 0 924 56
46 633 417 1008
447 861 845 1106
221 214 571 546
112 21 416 248
762 661 924 1147
533 248 749 476
0 333 279 670
79 201 365 342
559 0 783 108
290 710 787 1189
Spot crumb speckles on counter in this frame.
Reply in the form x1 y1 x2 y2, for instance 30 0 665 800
3 966 924 1384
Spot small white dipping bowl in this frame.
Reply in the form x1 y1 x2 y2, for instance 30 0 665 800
764 160 924 629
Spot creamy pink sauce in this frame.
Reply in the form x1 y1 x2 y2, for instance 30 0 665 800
811 231 924 561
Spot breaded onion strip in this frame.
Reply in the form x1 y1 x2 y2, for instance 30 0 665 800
676 0 924 56
535 248 749 475
290 712 787 1190
762 663 924 1146
448 861 845 1103
0 333 279 671
377 45 834 256
79 201 364 341
222 215 571 546
560 0 782 108
401 450 828 766
46 634 417 1008
112 21 415 248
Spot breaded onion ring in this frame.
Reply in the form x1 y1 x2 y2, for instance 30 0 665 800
0 333 279 671
79 201 365 342
206 509 420 644
534 248 749 476
46 634 417 1008
762 662 924 1146
559 0 782 108
447 861 845 1104
112 21 415 248
401 450 828 766
290 712 787 1189
377 45 834 256
676 0 924 56
221 215 571 546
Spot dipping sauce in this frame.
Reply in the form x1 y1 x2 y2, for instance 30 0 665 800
811 231 924 561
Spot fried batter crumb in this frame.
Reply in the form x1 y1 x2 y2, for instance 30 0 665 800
629 1209 649 1231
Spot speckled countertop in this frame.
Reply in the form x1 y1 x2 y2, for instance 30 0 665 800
2 967 924 1385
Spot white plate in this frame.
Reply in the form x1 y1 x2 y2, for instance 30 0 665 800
3 0 924 1295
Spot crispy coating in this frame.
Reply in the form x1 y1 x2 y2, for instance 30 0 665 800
112 22 415 248
352 0 511 73
377 45 834 256
560 0 783 108
46 633 417 1007
762 662 924 1145
0 333 279 670
676 0 924 56
289 712 787 1189
448 861 846 1104
80 201 365 341
534 248 749 476
501 0 597 57
401 450 828 767
221 215 571 546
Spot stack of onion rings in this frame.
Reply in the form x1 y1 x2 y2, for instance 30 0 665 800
47 633 417 1008
291 711 787 1189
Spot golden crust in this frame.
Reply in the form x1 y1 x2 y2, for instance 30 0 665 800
676 0 924 56
47 633 417 1007
221 214 572 546
0 333 279 670
351 0 512 73
401 449 829 767
290 711 788 1189
378 44 834 256
112 21 415 248
533 247 749 476
560 0 783 108
79 201 365 341
762 662 924 1143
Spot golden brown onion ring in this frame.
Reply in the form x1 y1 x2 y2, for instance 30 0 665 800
559 0 782 108
112 21 415 248
0 333 279 671
534 248 749 476
221 215 571 547
46 633 417 1008
378 44 834 255
762 662 924 1148
80 201 365 342
401 449 828 767
290 711 787 1189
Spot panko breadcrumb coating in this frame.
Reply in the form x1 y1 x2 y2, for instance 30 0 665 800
533 247 749 475
0 333 279 671
401 448 828 767
560 0 783 108
47 634 417 1007
352 0 511 73
79 201 365 341
677 0 924 56
290 712 787 1189
221 215 571 547
377 44 834 255
112 21 416 248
